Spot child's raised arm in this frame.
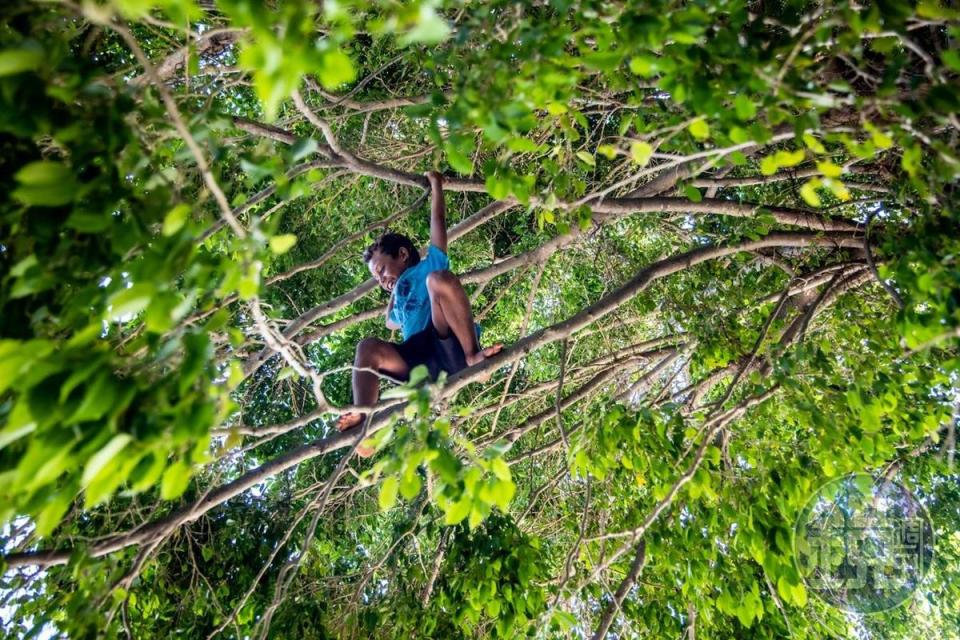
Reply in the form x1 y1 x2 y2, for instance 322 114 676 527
426 171 447 253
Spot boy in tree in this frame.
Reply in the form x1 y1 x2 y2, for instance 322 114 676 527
336 171 503 449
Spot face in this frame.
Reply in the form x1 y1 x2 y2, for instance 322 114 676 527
367 247 409 293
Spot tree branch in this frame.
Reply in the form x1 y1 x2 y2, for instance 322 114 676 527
590 540 647 640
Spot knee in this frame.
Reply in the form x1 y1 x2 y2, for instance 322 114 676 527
356 337 387 364
426 269 456 294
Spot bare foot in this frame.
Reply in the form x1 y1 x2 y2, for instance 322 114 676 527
465 344 503 382
355 442 376 458
336 412 376 458
336 412 365 431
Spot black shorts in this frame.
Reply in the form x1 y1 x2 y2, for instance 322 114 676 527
394 321 467 382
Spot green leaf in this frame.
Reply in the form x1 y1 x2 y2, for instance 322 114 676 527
577 206 593 231
917 0 960 18
237 603 254 625
160 460 193 500
860 402 884 433
108 283 155 321
162 204 191 236
35 489 75 537
0 397 37 450
707 445 722 466
444 496 472 525
491 478 516 511
683 184 703 203
575 151 596 167
552 610 577 632
901 144 922 176
485 174 510 199
629 55 656 77
317 49 356 90
747 535 765 564
408 364 431 386
736 602 755 628
759 155 779 176
0 48 43 76
382 384 417 400
864 122 894 149
774 149 805 167
269 234 298 254
240 158 272 182
16 433 71 493
734 95 756 121
445 140 475 175
716 591 736 614
237 263 261 300
9 255 38 278
729 126 750 144
15 161 71 186
802 133 826 153
483 439 513 462
799 179 822 207
379 475 399 511
398 7 451 45
943 49 960 72
583 50 624 72
145 293 182 334
82 434 132 487
290 137 318 162
507 137 540 153
776 575 792 602
12 161 77 206
596 144 618 159
399 469 422 500
816 161 843 178
129 452 167 493
468 505 485 529
824 178 850 201
69 373 119 424
688 118 710 141
431 449 461 484
630 141 653 166
0 340 49 395
791 580 808 607
490 457 511 482
85 446 139 509
66 211 111 233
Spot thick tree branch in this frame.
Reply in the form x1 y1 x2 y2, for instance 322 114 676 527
590 197 858 232
590 540 647 640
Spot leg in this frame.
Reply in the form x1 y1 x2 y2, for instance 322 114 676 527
426 270 503 369
337 337 409 433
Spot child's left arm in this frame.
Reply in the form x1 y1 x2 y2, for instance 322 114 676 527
385 288 401 331
426 171 447 253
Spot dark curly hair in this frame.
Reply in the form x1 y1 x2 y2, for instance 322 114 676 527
363 232 420 267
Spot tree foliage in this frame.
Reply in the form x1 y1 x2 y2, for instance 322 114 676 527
1 0 959 638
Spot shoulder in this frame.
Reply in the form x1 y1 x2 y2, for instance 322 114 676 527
425 243 450 266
